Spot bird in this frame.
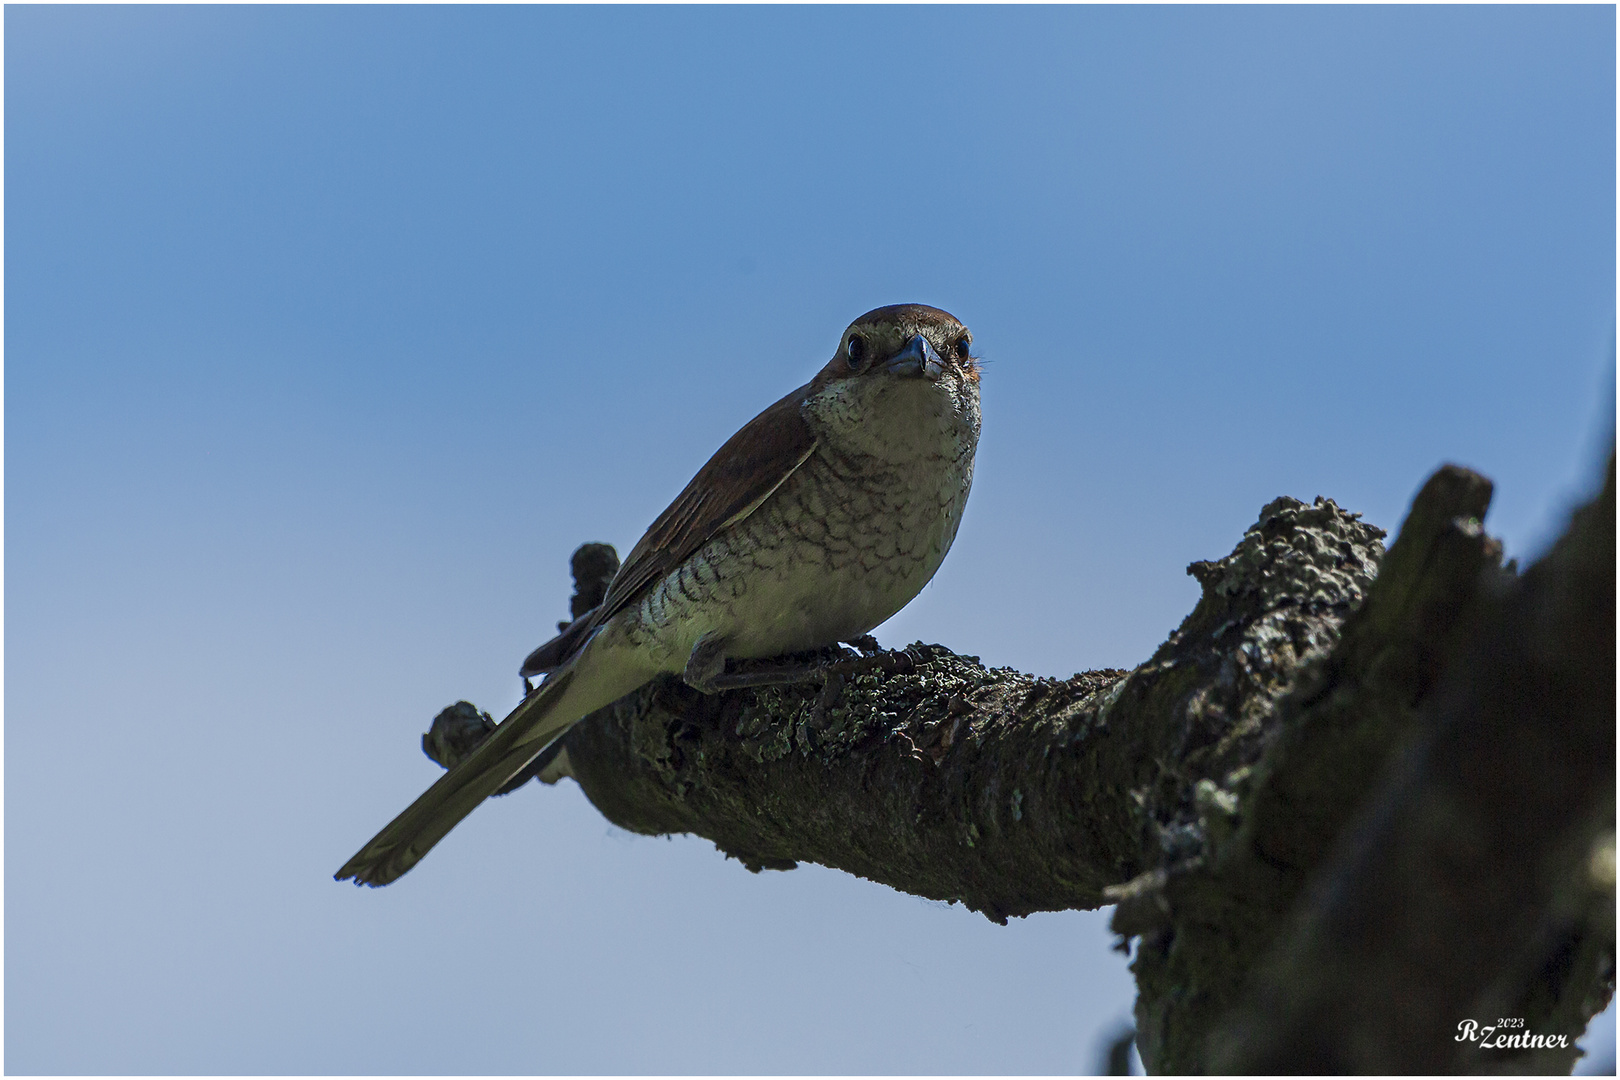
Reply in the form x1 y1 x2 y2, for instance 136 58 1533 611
336 303 982 886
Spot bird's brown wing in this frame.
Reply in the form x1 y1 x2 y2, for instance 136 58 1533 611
603 381 819 621
521 382 818 676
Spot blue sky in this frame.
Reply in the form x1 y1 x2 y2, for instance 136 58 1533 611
6 5 1614 1073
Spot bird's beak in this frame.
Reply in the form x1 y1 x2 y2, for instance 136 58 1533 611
886 334 945 381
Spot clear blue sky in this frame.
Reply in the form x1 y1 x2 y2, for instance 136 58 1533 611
6 5 1614 1073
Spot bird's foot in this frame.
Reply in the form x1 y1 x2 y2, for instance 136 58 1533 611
692 660 829 691
684 637 918 694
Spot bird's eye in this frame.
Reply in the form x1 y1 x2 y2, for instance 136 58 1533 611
847 334 867 366
954 337 972 359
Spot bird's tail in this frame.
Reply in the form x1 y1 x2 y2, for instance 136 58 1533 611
336 641 642 887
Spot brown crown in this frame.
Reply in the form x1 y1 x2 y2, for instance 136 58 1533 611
850 303 963 330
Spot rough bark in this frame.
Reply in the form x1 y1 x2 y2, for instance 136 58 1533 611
1123 459 1615 1074
422 453 1615 1073
1204 456 1615 1074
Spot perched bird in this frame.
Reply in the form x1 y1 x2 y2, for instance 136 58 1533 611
337 304 982 886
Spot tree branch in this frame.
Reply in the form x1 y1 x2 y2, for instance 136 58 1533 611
420 453 1614 1072
540 492 1382 924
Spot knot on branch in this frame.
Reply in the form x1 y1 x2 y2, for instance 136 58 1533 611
564 541 619 626
421 701 494 770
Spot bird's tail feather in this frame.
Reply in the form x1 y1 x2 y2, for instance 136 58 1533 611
336 663 585 887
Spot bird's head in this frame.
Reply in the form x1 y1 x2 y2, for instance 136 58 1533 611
803 304 981 461
820 304 979 391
